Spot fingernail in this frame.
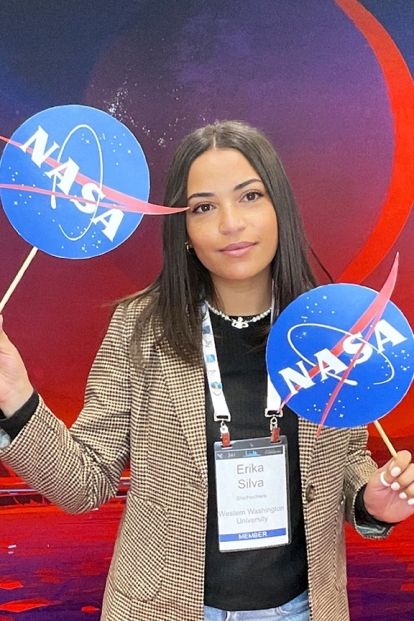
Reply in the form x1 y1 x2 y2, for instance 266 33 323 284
407 498 414 506
391 481 400 491
391 467 401 477
399 492 408 500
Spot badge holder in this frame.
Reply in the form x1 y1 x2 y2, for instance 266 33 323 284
214 435 292 552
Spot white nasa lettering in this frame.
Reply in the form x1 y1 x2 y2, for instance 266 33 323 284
45 158 79 196
342 332 373 365
19 126 59 166
374 319 407 352
91 209 123 242
340 322 406 359
314 348 348 381
20 125 123 240
72 183 106 215
277 320 408 396
279 360 315 395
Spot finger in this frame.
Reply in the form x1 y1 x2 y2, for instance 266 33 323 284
401 482 414 506
386 450 412 479
0 316 9 343
395 463 414 491
378 451 412 489
0 315 12 340
0 324 13 353
379 470 392 487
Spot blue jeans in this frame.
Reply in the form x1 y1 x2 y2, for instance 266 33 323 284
204 590 309 621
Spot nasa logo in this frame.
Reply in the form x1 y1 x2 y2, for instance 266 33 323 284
266 284 414 427
0 105 149 259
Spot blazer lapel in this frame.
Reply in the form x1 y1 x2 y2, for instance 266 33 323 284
157 344 208 487
298 416 349 489
298 416 318 486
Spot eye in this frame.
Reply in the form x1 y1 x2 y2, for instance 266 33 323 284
241 190 264 202
192 202 214 214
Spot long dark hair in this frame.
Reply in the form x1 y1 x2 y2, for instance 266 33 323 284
130 120 316 364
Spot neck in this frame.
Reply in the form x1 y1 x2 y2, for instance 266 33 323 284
210 271 273 315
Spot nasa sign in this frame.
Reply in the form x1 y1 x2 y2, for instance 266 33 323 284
0 105 149 259
266 284 413 427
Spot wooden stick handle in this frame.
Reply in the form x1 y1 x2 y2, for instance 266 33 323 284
0 246 38 314
373 419 397 458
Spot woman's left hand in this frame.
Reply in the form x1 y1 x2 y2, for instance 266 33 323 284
363 450 414 523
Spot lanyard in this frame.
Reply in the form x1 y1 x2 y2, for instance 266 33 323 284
202 303 283 446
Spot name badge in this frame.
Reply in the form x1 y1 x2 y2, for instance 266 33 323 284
214 436 291 552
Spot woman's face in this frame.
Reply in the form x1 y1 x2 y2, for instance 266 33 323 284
186 148 278 291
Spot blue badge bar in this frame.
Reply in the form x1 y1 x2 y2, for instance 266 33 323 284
219 528 286 542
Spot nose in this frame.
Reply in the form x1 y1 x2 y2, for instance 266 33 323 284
218 204 246 236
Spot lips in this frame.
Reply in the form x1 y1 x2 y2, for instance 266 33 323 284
219 241 257 257
220 241 256 252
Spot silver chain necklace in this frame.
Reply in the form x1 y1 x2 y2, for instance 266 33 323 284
206 301 271 329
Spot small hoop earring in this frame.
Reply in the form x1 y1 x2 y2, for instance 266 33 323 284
185 241 194 254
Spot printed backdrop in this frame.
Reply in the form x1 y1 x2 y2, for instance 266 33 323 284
0 1 412 619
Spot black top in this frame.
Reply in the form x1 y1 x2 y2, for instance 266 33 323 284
204 312 308 610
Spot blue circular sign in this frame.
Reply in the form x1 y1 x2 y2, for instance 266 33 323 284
266 284 414 427
0 105 149 259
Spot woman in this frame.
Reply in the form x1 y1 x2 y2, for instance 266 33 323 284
0 121 412 621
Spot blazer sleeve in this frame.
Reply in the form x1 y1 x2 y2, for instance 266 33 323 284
0 303 132 514
343 425 392 538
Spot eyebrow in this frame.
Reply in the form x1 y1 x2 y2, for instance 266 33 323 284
187 177 262 202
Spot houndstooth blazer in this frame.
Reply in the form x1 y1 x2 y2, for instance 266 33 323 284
0 299 387 621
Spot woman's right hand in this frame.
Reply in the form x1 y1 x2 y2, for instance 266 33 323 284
0 316 34 418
